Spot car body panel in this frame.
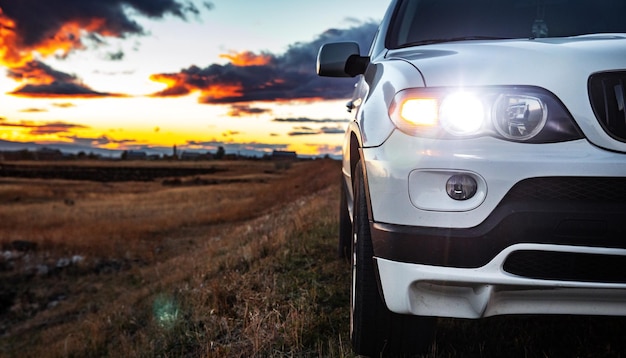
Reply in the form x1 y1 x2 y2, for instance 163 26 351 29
318 0 626 326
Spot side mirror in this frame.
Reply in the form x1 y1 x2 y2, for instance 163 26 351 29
316 42 370 78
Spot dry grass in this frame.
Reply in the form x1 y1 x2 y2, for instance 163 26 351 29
1 159 353 357
0 160 333 258
3 159 626 358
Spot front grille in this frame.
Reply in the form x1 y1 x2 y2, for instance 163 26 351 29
504 177 626 203
503 250 626 283
589 71 626 142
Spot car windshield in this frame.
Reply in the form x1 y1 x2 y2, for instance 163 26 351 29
388 0 626 49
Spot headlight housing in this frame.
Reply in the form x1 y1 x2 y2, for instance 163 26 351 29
389 86 582 143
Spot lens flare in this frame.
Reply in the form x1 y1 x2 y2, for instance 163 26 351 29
153 295 180 329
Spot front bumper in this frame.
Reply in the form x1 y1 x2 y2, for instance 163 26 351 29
371 196 626 318
371 178 626 268
364 131 626 318
376 244 626 319
363 133 626 229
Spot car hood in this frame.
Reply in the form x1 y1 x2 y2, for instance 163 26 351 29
386 35 626 152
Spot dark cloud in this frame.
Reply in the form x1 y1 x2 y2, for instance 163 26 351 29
0 136 139 157
273 117 349 124
287 125 345 136
288 126 318 136
150 21 378 104
52 102 76 108
7 60 125 97
65 134 131 146
320 126 345 134
106 50 124 61
7 60 75 83
93 69 135 75
228 104 272 117
0 118 88 135
19 108 48 113
10 81 121 98
0 0 197 49
0 0 204 95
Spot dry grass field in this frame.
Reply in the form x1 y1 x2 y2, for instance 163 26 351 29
2 159 626 358
1 159 352 357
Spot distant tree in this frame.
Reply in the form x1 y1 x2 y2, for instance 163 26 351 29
121 150 128 160
215 146 225 160
18 149 34 160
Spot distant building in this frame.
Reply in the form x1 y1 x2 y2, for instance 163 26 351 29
180 151 213 160
35 148 63 161
124 151 147 160
271 150 297 160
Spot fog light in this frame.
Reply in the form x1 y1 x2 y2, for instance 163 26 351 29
446 175 477 200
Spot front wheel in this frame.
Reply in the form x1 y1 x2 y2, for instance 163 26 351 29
350 160 435 357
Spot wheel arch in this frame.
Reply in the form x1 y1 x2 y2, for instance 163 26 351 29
349 131 361 186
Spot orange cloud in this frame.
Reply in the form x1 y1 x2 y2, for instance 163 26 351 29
8 60 67 84
0 9 23 67
150 73 180 88
150 71 243 100
29 19 114 60
0 15 106 68
0 118 88 135
219 51 272 66
7 60 124 98
148 23 380 104
0 16 125 98
200 84 243 101
149 73 191 96
0 1 197 97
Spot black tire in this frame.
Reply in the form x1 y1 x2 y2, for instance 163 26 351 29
338 177 352 260
351 160 436 357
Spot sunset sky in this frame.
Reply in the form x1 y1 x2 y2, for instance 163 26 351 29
0 0 389 158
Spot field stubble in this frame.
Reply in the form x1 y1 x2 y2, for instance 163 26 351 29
1 159 626 357
1 159 352 357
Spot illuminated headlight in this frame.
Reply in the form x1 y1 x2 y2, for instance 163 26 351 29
389 86 582 143
493 94 547 140
440 92 485 136
390 89 486 137
399 98 438 126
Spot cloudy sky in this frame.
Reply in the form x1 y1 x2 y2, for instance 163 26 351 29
0 0 389 157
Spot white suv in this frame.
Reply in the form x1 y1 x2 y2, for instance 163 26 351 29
317 0 626 356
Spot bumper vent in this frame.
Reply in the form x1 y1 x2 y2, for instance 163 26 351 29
589 71 626 142
504 177 626 203
504 250 626 283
